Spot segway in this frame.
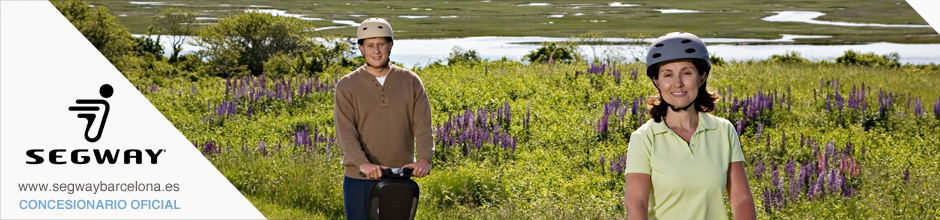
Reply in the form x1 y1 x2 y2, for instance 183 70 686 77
360 168 420 220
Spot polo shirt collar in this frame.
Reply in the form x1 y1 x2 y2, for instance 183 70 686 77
650 111 717 135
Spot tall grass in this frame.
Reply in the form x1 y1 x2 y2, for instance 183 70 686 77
143 59 940 219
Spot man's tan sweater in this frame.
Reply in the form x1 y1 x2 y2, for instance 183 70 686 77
334 64 434 179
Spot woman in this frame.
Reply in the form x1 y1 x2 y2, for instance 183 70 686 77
624 32 756 220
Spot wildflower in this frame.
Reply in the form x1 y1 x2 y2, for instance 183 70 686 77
735 120 745 136
903 168 910 183
860 144 866 158
600 155 606 171
772 161 781 190
755 123 763 145
525 103 531 128
835 92 844 110
755 160 765 179
630 69 638 80
914 98 924 115
762 190 773 211
844 141 853 155
800 134 805 148
785 160 796 178
934 96 940 117
727 85 733 100
259 140 267 157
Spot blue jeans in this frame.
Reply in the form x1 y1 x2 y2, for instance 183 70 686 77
344 176 378 220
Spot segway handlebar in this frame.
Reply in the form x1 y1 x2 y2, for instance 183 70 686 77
360 168 414 179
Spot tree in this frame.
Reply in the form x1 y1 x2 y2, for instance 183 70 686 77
153 8 198 63
52 0 135 63
523 42 581 64
446 46 483 66
196 10 317 76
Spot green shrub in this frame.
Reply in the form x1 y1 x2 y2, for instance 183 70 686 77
447 46 483 66
766 51 810 64
523 42 582 64
836 50 900 68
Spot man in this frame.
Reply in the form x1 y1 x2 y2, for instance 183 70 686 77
333 17 434 219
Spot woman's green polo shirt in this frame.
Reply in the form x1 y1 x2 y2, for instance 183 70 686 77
626 112 745 219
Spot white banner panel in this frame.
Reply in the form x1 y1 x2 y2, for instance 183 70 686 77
0 1 265 219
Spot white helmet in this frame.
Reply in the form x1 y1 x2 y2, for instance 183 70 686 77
357 18 393 40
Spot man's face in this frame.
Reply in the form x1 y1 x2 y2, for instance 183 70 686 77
359 37 392 69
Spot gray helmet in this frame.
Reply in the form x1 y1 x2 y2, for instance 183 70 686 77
645 32 710 79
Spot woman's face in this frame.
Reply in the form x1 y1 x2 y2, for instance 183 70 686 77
654 61 706 109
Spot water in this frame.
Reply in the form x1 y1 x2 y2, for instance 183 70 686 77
763 11 932 28
654 9 700 14
142 35 940 67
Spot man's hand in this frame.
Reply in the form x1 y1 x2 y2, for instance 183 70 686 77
403 159 431 178
359 162 388 179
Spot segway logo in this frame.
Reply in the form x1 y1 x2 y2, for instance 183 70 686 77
68 84 113 142
24 84 166 165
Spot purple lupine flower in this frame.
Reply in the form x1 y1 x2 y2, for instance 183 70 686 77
727 85 733 100
735 120 745 136
525 103 531 128
860 144 866 158
259 140 267 157
835 92 844 110
587 63 606 74
632 98 640 115
150 84 159 92
826 95 832 111
755 123 763 145
600 155 606 171
825 141 835 169
848 86 857 110
597 115 609 134
772 161 782 190
762 189 772 211
934 96 940 117
630 69 638 80
788 170 799 199
903 168 910 183
907 96 912 112
914 98 924 115
813 170 826 197
797 162 809 197
755 160 765 179
785 160 796 178
827 169 838 194
766 136 771 150
844 141 853 155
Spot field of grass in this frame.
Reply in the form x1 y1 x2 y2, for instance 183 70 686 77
135 58 940 219
88 0 940 44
